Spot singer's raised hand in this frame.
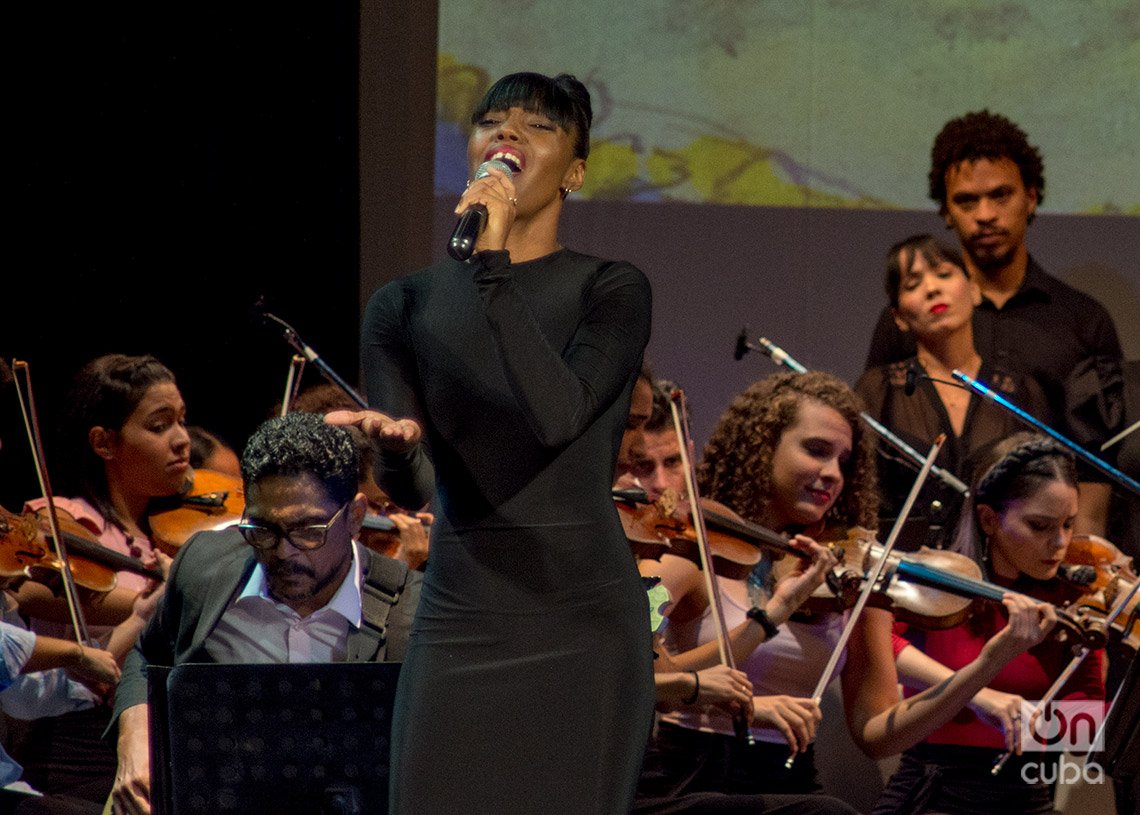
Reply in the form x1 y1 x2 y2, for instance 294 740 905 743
456 162 517 255
325 409 422 453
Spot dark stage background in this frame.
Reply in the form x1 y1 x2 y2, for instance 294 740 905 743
4 5 365 507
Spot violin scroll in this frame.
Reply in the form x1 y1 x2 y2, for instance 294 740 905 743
1055 535 1138 651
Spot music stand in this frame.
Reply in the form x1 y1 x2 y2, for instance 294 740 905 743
1096 641 1140 781
148 662 401 815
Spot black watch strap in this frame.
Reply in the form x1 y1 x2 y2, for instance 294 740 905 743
746 606 780 640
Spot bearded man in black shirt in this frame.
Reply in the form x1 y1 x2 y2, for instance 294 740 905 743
865 110 1125 536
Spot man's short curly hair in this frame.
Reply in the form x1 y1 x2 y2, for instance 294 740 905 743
697 372 879 531
929 110 1045 216
241 412 361 505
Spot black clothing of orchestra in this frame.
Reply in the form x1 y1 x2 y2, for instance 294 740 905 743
872 743 1057 815
633 789 857 815
635 722 857 814
362 248 656 814
864 257 1125 464
855 358 1049 550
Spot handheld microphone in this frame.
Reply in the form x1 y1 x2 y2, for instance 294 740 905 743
448 159 514 261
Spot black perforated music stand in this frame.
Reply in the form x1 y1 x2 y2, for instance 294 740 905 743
1097 644 1140 781
148 662 400 815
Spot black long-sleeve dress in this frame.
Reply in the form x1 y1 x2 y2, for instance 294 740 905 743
362 248 656 814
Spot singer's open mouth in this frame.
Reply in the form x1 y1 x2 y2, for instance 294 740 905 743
485 147 523 173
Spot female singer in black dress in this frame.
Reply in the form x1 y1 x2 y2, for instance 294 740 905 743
330 72 655 813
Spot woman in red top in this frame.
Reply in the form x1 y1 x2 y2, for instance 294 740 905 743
875 433 1105 814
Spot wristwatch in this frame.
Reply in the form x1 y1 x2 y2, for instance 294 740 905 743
746 605 780 640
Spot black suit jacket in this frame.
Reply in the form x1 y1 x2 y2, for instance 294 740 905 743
110 526 421 730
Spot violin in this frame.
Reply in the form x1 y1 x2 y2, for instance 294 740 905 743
1056 534 1139 650
777 526 1107 650
147 468 245 556
0 504 164 595
615 487 810 580
1 504 165 596
358 510 432 567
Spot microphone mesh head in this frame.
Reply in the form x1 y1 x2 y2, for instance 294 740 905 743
474 158 514 180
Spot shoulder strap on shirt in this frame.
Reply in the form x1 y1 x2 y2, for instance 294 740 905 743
347 549 410 662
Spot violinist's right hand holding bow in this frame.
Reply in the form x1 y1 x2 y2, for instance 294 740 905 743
694 664 755 717
64 643 121 690
969 686 1029 754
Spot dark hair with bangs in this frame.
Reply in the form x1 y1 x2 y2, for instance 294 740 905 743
471 72 593 160
928 110 1045 220
884 234 966 305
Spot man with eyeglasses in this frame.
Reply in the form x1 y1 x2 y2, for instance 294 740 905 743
107 412 421 815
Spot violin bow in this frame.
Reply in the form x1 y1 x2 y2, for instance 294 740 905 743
990 576 1140 776
1101 418 1140 452
280 354 306 416
11 360 92 646
668 387 755 746
735 329 968 496
786 433 946 769
952 369 1139 497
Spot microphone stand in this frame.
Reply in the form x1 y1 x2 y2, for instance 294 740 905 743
951 369 1140 497
280 355 307 417
258 309 369 410
735 329 969 496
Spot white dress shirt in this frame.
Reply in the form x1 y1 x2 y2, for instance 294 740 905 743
204 542 365 664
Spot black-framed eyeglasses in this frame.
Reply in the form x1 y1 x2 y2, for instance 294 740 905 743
237 502 349 551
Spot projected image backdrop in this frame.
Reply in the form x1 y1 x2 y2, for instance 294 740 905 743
428 0 1139 452
436 1 1139 214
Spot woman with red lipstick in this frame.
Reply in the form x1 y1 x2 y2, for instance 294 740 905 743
856 234 1047 550
9 354 174 810
342 73 654 813
873 433 1105 814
